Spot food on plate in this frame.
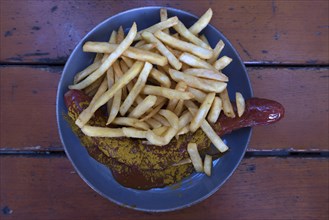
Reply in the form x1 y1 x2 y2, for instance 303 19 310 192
64 8 285 189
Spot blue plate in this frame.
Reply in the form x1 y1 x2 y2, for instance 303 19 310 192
56 6 253 212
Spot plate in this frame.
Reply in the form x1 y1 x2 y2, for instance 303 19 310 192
56 6 253 212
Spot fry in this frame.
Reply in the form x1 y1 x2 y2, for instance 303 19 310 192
190 92 215 132
81 125 124 138
173 100 185 116
93 53 103 62
219 88 235 118
121 56 134 67
185 100 229 152
73 61 101 84
119 62 152 115
129 95 157 118
189 8 213 35
113 61 127 99
187 143 203 172
152 126 169 136
154 30 213 59
169 69 227 93
158 109 179 129
69 22 137 90
183 68 228 82
207 97 222 123
75 61 143 128
208 40 225 64
187 87 207 103
204 154 212 176
83 42 167 66
83 75 105 97
236 92 245 117
213 56 232 70
142 31 182 70
178 110 193 130
106 66 122 125
142 85 194 100
200 34 210 46
112 117 150 130
119 59 129 72
106 67 114 114
140 99 166 121
135 16 179 40
102 30 118 64
167 81 187 111
173 20 211 49
153 114 170 127
122 127 147 138
117 26 125 43
176 125 190 137
160 8 169 34
149 68 171 88
179 52 215 70
145 118 162 129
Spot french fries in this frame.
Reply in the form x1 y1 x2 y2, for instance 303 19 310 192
236 92 245 117
187 143 203 172
69 22 137 90
68 8 245 177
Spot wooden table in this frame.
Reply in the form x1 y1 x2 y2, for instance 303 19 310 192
1 1 328 219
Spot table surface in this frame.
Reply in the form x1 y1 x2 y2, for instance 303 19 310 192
0 0 328 219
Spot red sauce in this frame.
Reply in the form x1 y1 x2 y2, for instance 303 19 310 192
64 89 284 189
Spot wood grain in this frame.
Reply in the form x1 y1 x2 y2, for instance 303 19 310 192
0 156 327 219
1 0 328 64
0 66 328 151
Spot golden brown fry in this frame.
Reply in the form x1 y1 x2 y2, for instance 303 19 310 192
106 66 115 115
189 92 215 132
189 8 213 35
219 88 235 118
135 16 179 40
208 40 224 64
153 113 170 127
117 26 125 43
81 125 124 137
83 75 105 97
183 68 228 82
158 109 179 129
145 118 162 129
122 56 134 67
154 30 213 59
167 81 187 111
119 62 153 115
213 56 232 70
204 154 212 176
169 69 227 93
142 85 194 100
140 99 167 121
142 31 182 70
73 61 101 84
129 95 157 118
149 68 171 88
236 92 245 117
119 59 129 72
179 52 215 70
160 8 169 34
83 42 168 66
93 53 103 62
112 117 150 130
187 143 203 172
106 65 122 125
207 96 222 123
173 20 211 49
122 127 147 138
185 101 229 152
152 126 169 136
173 100 185 116
200 34 210 46
69 23 137 90
187 87 207 103
75 61 144 128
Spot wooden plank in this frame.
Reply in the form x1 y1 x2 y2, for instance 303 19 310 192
1 66 328 151
0 156 328 219
0 0 328 64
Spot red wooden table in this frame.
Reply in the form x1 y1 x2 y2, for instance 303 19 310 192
0 1 328 219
